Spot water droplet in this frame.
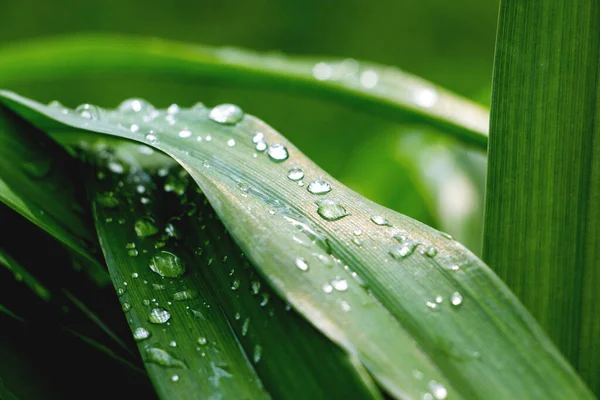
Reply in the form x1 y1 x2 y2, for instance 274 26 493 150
131 272 139 278
354 229 362 236
307 180 332 194
251 281 261 295
122 302 131 312
96 191 119 208
171 375 179 382
313 62 333 80
287 168 304 181
415 88 439 108
360 70 379 88
371 215 392 226
340 300 351 312
322 283 333 294
252 132 264 143
231 280 240 290
295 257 309 271
426 301 438 309
440 232 454 240
209 104 244 125
173 289 198 301
260 293 270 307
435 296 443 303
238 182 249 193
316 199 349 221
148 307 171 324
267 144 289 162
242 318 250 336
133 327 151 341
134 217 159 237
117 288 126 296
428 380 448 399
146 347 184 368
352 238 361 246
255 141 267 152
129 124 140 133
227 139 236 147
149 251 186 278
75 103 101 120
119 98 154 114
421 246 438 258
178 128 192 138
451 292 463 306
198 337 208 345
167 104 180 114
331 277 348 291
169 340 177 347
145 132 158 144
253 345 263 363
389 242 418 259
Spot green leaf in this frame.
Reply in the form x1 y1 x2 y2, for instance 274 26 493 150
0 92 593 399
87 155 380 399
0 34 489 148
0 107 109 285
0 247 51 301
483 0 600 393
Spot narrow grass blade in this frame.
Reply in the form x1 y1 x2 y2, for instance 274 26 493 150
0 35 488 147
484 0 600 392
0 107 108 285
0 92 593 398
0 247 51 301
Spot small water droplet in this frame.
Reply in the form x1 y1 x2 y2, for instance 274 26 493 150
267 144 289 162
146 347 184 368
178 128 192 138
129 124 140 133
231 280 240 290
133 327 151 341
149 251 186 278
197 337 208 345
435 296 443 304
96 191 119 208
440 232 454 240
122 302 131 312
251 281 261 295
426 301 438 309
117 288 126 296
171 375 179 382
252 132 264 143
253 345 262 363
148 307 171 324
145 132 158 144
227 139 236 147
238 182 249 193
389 242 418 259
331 277 348 291
131 272 139 278
307 180 332 194
340 300 352 312
451 292 463 306
316 199 349 221
287 167 304 181
242 318 250 336
421 246 438 258
134 217 159 237
167 104 180 114
173 289 198 301
360 70 379 88
75 103 101 120
119 98 154 114
313 62 333 80
260 293 270 307
169 340 177 347
428 380 448 399
415 88 439 108
322 283 333 294
295 257 309 271
255 141 267 152
371 215 391 226
209 104 244 125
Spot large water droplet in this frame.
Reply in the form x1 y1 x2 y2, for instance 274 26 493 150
148 307 171 324
149 251 186 278
133 327 151 341
287 168 304 181
371 215 392 226
295 257 309 271
173 289 198 301
331 277 348 291
316 199 349 221
146 347 184 368
134 217 159 237
75 103 101 120
267 144 289 162
389 242 418 259
119 98 154 114
307 180 332 195
450 292 463 306
209 104 244 125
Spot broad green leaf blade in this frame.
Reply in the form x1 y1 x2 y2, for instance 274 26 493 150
484 0 600 392
0 35 488 148
0 93 593 399
0 107 109 285
88 153 382 399
0 247 51 301
89 165 270 400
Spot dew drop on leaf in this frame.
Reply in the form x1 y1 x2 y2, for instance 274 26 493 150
227 139 236 147
253 345 263 364
119 98 154 114
331 277 348 291
148 307 171 324
451 292 463 306
173 289 198 301
133 327 151 341
322 283 333 294
316 199 349 221
267 144 289 162
255 141 267 152
287 167 304 181
371 215 392 226
389 242 418 259
96 191 119 208
75 103 101 120
295 257 309 271
149 251 186 278
178 129 192 138
209 104 244 125
428 380 448 399
252 132 264 143
134 217 159 238
146 347 184 368
307 180 332 194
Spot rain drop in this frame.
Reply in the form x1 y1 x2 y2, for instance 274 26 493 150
119 98 154 114
267 144 289 162
75 104 101 120
322 283 333 294
149 251 186 278
148 307 171 324
173 290 199 301
178 129 192 138
227 139 236 147
255 141 267 152
451 292 463 306
96 191 119 208
316 199 349 221
331 277 348 291
252 132 264 143
295 257 309 271
253 345 263 363
146 347 184 368
287 168 304 181
134 217 159 237
428 381 448 399
371 215 392 226
307 180 332 195
209 104 244 125
133 327 151 341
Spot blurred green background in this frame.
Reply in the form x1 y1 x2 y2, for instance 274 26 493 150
0 0 497 252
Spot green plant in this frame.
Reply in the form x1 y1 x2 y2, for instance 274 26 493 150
0 1 597 399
